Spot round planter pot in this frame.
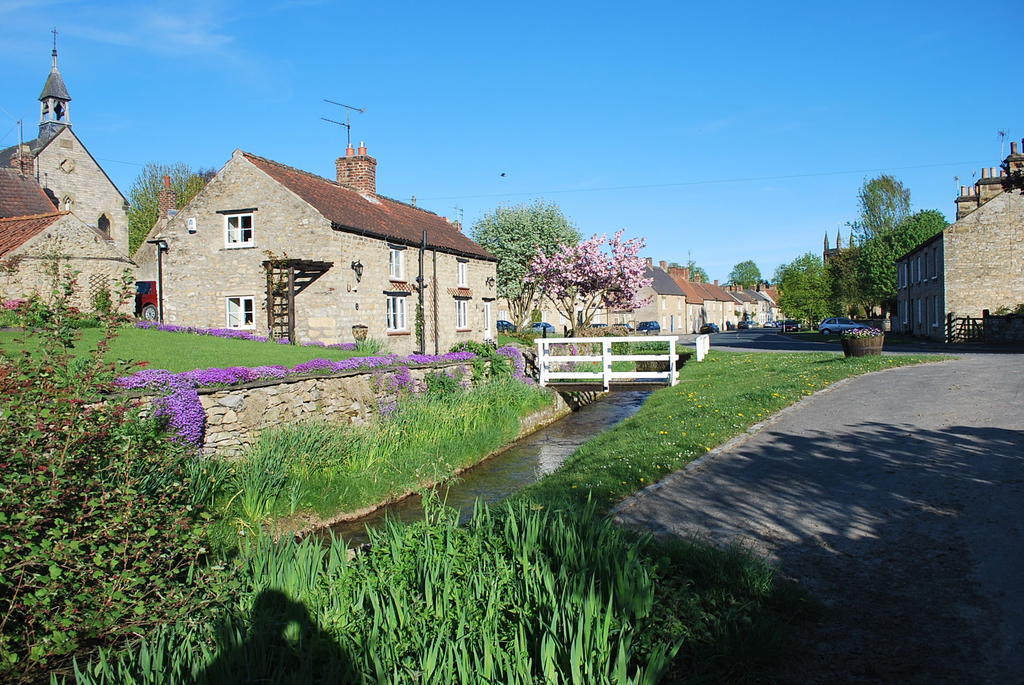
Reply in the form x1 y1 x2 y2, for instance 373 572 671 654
352 325 368 341
842 335 885 357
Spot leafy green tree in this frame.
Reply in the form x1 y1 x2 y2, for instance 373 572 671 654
853 174 911 240
774 253 830 325
728 260 762 288
471 200 580 328
825 246 865 317
668 259 709 282
857 209 947 311
127 163 216 253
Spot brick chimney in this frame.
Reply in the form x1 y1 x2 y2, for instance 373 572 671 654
658 260 668 271
645 257 653 267
157 175 177 218
667 266 690 287
336 141 377 195
11 144 34 176
713 279 719 286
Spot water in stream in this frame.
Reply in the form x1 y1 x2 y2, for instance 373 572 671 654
324 391 649 545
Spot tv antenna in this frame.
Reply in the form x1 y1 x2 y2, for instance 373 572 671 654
998 129 1009 158
321 100 366 148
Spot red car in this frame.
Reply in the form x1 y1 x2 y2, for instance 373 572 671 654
135 281 159 320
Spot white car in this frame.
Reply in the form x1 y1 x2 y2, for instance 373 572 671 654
818 317 861 335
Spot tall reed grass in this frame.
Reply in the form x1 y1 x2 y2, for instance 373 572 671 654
217 379 552 530
63 499 699 684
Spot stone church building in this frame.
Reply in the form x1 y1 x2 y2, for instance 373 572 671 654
0 41 133 308
134 145 498 353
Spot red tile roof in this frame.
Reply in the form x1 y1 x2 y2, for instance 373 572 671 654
242 152 496 261
0 212 62 258
0 169 57 219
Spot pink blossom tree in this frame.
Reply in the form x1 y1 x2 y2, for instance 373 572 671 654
527 230 652 331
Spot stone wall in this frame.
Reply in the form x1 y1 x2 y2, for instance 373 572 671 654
146 361 475 457
984 313 1024 344
945 192 1024 321
133 151 498 354
35 128 130 254
0 213 134 310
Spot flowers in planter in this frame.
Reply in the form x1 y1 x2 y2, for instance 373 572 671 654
841 327 884 339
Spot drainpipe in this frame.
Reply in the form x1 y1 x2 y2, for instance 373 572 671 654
146 239 169 322
417 229 426 354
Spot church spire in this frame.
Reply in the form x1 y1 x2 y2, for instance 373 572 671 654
39 28 71 139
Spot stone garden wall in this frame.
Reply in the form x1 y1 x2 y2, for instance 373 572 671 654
134 361 473 457
984 313 1024 344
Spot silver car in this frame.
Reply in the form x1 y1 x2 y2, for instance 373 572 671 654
818 317 860 335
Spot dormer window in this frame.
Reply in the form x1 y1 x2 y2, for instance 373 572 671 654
389 246 404 280
225 213 254 248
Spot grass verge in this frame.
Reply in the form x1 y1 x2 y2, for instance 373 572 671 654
207 379 553 539
518 349 947 514
0 327 368 372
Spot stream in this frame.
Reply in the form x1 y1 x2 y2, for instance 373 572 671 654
324 391 650 545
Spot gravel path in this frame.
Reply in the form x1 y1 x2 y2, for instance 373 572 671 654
614 354 1024 683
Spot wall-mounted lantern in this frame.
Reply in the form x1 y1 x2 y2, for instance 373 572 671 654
351 259 364 282
485 276 496 288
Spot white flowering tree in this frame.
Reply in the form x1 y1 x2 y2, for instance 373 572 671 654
527 230 652 332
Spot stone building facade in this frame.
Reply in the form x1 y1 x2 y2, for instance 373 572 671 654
666 266 741 332
134 147 498 354
0 44 130 255
895 140 1024 340
627 261 686 332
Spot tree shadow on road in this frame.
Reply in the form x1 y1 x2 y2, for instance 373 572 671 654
621 420 1024 683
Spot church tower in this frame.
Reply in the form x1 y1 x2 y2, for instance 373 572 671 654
38 30 71 141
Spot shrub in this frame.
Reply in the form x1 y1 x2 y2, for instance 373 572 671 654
449 340 514 380
424 369 461 395
0 265 207 682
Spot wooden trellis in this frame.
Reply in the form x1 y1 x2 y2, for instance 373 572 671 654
263 259 333 342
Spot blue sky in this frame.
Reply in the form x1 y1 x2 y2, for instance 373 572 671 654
1 0 1018 282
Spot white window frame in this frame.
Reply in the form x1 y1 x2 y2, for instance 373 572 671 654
389 247 404 281
457 259 468 287
483 301 492 336
225 213 254 248
386 295 407 331
225 296 255 329
456 299 468 329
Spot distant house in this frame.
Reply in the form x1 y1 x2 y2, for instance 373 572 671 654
0 44 132 307
724 284 778 325
134 145 498 353
624 260 686 332
666 266 740 332
895 140 1024 340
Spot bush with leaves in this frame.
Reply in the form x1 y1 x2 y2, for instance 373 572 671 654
449 340 513 381
0 263 208 682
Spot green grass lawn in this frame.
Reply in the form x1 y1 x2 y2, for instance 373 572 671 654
0 327 366 373
520 349 948 512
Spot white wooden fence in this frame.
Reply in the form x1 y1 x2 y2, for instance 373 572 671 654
536 336 688 391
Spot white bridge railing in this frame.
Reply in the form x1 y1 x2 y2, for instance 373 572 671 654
536 336 699 391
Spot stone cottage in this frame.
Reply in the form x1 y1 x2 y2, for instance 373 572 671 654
134 145 498 353
625 260 687 333
895 140 1024 340
666 266 740 332
0 43 133 306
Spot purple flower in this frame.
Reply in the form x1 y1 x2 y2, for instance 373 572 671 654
153 387 205 446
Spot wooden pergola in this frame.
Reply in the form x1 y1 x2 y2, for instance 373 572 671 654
262 259 333 342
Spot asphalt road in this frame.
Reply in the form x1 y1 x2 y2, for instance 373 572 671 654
614 353 1024 683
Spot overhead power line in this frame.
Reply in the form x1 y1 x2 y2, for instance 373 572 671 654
417 159 994 201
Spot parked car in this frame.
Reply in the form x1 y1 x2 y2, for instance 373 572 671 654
590 323 608 328
528 321 556 334
135 281 159 320
780 319 801 332
737 320 751 330
496 320 516 333
699 322 720 334
636 321 661 334
817 317 860 335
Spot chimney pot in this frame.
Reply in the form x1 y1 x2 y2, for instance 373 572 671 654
713 279 719 286
357 142 367 156
645 257 653 267
659 260 668 271
163 174 171 189
992 167 999 177
1012 141 1019 155
981 167 989 179
345 144 355 157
